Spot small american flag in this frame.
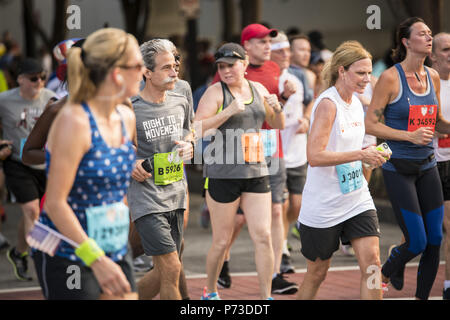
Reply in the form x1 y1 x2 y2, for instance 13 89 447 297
27 221 79 256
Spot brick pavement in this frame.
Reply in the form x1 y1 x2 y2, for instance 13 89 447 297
0 263 445 300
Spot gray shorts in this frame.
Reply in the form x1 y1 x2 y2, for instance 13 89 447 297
267 157 287 203
286 164 307 195
298 209 380 261
134 209 184 256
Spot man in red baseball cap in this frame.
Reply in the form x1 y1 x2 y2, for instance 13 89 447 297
241 23 278 45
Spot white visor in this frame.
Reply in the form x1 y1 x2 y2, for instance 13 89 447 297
271 41 290 51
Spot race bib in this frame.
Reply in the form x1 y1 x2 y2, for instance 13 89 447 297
154 151 184 185
438 136 450 148
336 161 363 194
260 129 277 157
407 104 437 132
86 202 129 253
19 138 27 160
241 132 264 163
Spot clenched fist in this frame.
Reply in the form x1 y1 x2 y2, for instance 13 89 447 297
264 94 282 113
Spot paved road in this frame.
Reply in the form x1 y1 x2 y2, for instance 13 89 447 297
0 167 446 299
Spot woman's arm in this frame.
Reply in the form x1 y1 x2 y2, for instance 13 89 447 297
365 68 433 145
308 98 386 167
253 82 285 129
22 96 67 165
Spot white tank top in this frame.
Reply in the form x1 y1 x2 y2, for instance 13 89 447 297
279 69 307 168
298 86 375 228
433 79 450 162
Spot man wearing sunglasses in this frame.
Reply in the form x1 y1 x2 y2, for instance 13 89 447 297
0 57 55 281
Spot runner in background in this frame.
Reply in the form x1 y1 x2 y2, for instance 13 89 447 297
0 58 55 281
270 32 310 276
430 32 450 300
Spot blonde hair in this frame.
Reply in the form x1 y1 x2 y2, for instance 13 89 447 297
321 41 372 89
67 28 138 103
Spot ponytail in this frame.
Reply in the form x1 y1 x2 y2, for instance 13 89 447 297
67 46 97 104
66 28 135 104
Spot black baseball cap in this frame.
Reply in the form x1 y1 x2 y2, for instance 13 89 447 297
214 43 246 64
17 58 44 75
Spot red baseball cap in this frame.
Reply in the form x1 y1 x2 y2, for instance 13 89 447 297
241 24 278 45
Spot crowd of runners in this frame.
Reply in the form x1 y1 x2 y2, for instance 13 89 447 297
0 16 449 301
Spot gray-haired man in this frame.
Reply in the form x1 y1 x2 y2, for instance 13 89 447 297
128 39 194 300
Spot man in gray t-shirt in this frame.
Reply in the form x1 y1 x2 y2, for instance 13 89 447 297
128 39 193 300
0 58 55 281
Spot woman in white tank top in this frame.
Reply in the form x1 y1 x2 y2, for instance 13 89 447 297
296 41 389 300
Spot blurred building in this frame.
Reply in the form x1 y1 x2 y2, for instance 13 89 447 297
0 0 449 60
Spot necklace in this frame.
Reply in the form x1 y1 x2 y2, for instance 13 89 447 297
414 72 424 87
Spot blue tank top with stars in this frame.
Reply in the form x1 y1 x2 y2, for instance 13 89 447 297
38 102 136 262
383 63 438 172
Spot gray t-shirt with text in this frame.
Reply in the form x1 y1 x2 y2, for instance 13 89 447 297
0 87 55 165
127 92 193 221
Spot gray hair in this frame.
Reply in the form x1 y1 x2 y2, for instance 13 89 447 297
140 38 176 71
432 32 450 54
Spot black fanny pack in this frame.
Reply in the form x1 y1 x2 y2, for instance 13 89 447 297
389 154 435 175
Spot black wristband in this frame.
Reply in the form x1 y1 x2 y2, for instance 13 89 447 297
281 93 288 101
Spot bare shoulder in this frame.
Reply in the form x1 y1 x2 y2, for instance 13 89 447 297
53 102 90 133
378 66 399 84
117 103 136 122
310 98 337 135
426 66 441 86
200 82 223 104
315 98 337 117
373 66 400 102
117 103 136 137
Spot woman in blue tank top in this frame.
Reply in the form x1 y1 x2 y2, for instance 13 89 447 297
366 17 450 299
32 28 144 300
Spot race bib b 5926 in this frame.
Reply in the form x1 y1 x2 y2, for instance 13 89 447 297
154 151 184 185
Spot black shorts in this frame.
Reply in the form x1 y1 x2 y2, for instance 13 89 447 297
3 159 46 203
207 176 271 203
286 164 307 195
298 209 380 261
32 250 136 300
437 160 450 201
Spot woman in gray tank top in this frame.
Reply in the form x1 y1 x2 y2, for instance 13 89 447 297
194 43 284 300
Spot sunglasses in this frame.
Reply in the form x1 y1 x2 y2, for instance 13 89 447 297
28 74 46 82
118 63 145 71
214 50 244 61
